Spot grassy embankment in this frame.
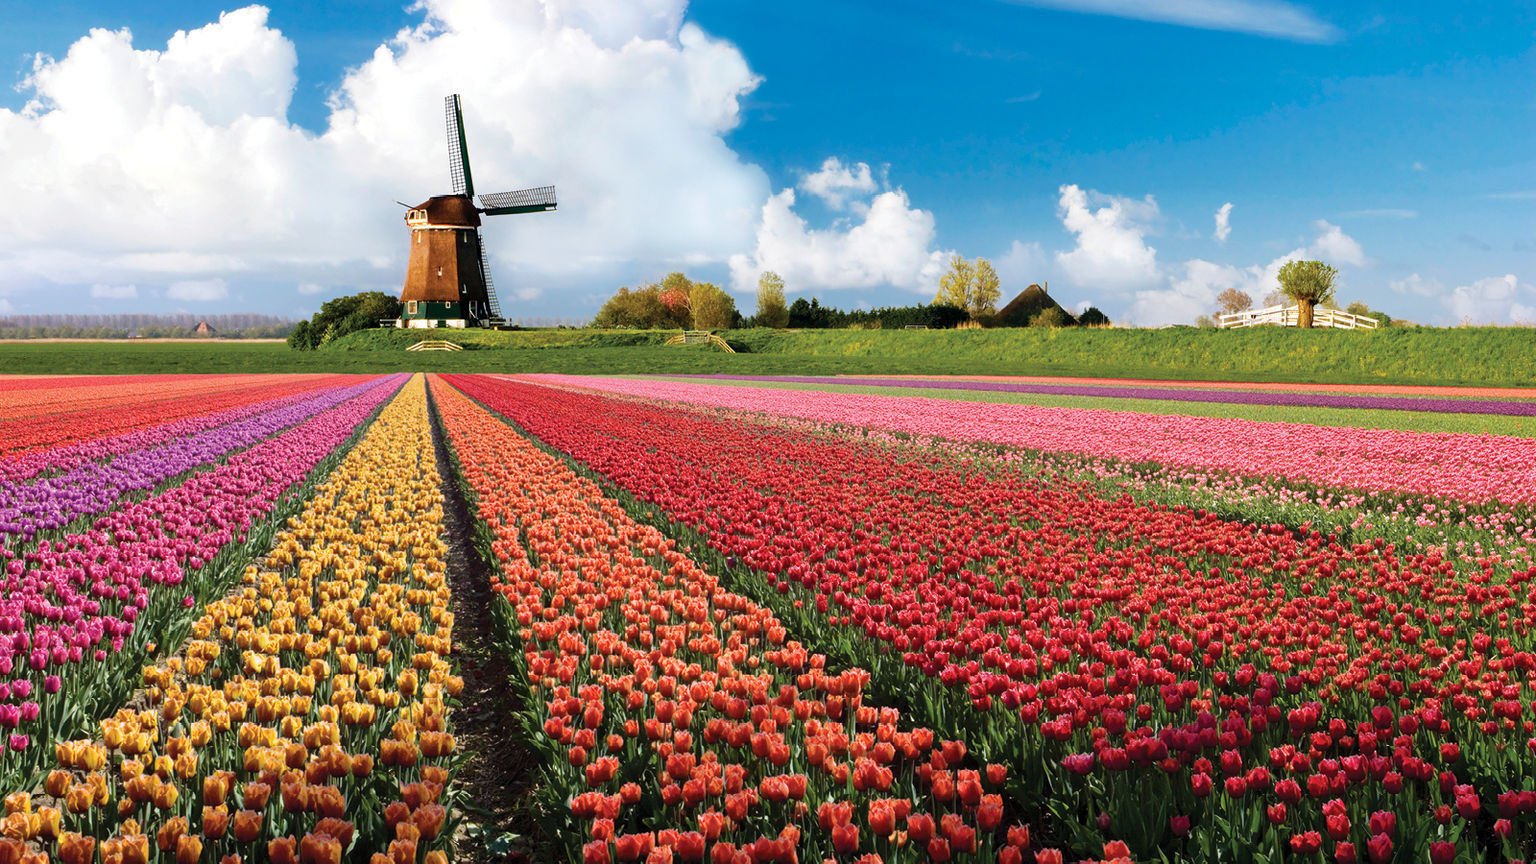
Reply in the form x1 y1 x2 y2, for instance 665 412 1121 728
0 326 1532 387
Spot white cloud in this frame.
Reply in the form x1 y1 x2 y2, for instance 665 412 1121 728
1390 273 1440 297
1412 161 1426 172
1000 0 1339 42
297 282 325 295
0 1 770 311
994 240 1047 289
1308 220 1365 267
0 298 13 314
1132 258 1259 327
727 186 952 295
1445 274 1535 325
798 158 877 210
1213 202 1232 243
166 278 228 301
1054 184 1161 290
90 283 139 299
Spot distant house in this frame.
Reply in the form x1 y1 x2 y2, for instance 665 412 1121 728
995 283 1078 327
193 321 217 336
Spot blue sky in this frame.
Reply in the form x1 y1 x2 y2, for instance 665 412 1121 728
0 0 1531 325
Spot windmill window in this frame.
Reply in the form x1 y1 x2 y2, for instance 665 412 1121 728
408 301 418 314
437 267 443 276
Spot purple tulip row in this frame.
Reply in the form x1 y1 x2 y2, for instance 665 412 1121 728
0 374 405 758
0 378 385 545
0 378 346 485
692 375 1536 417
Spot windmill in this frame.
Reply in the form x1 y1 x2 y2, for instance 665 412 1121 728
395 94 556 329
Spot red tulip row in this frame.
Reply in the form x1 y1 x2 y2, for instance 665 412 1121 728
431 375 1058 863
442 374 1536 864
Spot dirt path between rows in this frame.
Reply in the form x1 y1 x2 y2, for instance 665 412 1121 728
427 384 547 864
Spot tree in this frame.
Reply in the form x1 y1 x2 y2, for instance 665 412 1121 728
1194 314 1217 328
1031 307 1068 328
934 254 1001 319
1217 288 1252 316
1276 260 1338 328
755 271 789 328
1078 307 1111 327
287 290 400 350
594 285 669 328
689 282 738 330
286 320 313 350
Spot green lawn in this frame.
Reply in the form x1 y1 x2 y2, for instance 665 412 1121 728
1 324 1533 386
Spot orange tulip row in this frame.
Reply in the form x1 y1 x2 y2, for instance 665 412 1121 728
3 375 463 863
431 376 1034 863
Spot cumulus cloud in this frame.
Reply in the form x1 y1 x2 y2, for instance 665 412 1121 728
166 278 228 301
90 283 138 299
1390 273 1441 297
1131 259 1257 327
727 186 952 295
1445 274 1536 325
994 240 1047 289
799 158 877 210
1213 202 1232 243
1054 184 1161 290
0 1 770 313
297 282 325 295
1309 220 1365 267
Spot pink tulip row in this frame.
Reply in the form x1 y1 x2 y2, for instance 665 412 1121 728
520 375 1536 506
0 374 404 776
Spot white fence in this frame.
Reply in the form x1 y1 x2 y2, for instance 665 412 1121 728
1218 304 1378 330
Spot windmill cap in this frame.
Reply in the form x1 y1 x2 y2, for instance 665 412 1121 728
406 195 482 227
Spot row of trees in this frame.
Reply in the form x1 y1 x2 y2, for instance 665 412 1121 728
593 273 740 330
0 313 295 339
598 255 1104 331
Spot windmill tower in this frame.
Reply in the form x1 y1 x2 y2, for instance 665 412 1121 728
395 94 556 329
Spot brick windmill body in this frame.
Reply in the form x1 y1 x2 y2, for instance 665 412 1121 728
392 95 556 329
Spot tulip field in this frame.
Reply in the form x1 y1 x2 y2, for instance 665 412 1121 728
2 371 1535 864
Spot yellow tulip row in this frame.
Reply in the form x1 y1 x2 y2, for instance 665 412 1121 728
5 374 462 864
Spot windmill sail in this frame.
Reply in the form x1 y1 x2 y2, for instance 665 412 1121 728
445 94 475 198
478 186 557 215
475 232 503 321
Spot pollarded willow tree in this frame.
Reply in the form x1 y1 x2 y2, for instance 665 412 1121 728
1276 259 1338 328
934 254 1001 319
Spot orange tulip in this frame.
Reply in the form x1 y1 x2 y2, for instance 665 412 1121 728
176 835 204 864
267 836 298 864
298 833 341 864
202 808 229 840
231 811 263 844
58 833 94 864
156 817 189 852
45 771 71 799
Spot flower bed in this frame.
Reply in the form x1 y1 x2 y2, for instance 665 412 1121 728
0 375 405 784
521 374 1536 506
1 373 461 861
0 374 355 463
446 373 1536 863
432 375 1039 863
